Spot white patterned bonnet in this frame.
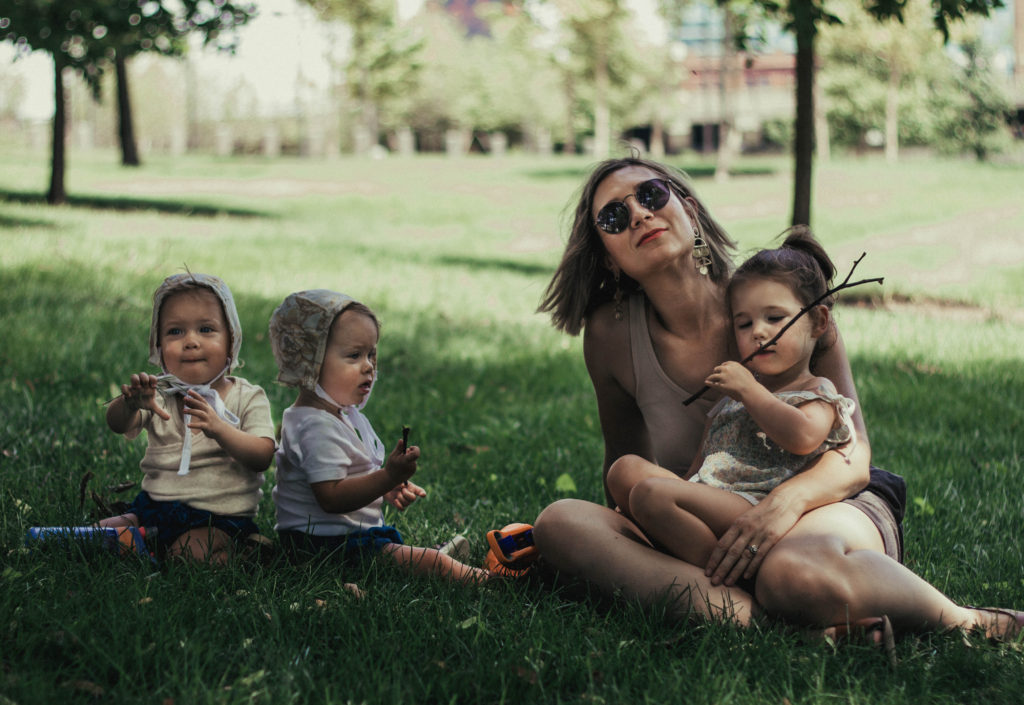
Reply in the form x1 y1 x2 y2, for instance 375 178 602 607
268 289 362 391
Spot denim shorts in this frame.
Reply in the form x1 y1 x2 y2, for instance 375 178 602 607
841 467 906 563
277 525 404 565
127 491 260 552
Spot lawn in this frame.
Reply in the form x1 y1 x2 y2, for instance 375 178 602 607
1 148 1023 704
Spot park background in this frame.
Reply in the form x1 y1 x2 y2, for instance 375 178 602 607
2 0 1024 703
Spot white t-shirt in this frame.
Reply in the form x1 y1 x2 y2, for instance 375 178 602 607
273 405 385 535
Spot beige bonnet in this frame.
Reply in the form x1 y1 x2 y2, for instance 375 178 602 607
268 289 360 390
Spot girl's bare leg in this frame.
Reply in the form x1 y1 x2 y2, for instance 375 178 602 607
757 502 1023 639
606 454 686 517
382 544 490 584
533 498 758 625
630 477 756 567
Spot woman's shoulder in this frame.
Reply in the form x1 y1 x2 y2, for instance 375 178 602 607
584 300 629 347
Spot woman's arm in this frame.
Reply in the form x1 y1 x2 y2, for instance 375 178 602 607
583 304 651 506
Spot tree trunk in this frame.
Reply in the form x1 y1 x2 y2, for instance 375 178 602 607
790 3 816 227
116 52 141 167
563 70 576 154
48 57 67 205
593 46 610 160
884 64 900 164
715 9 739 183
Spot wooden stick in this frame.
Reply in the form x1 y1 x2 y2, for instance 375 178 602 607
683 253 883 406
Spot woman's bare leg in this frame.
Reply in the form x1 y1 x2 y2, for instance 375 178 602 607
533 498 758 625
756 502 1022 638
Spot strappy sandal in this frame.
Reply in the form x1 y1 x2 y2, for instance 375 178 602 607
964 606 1024 643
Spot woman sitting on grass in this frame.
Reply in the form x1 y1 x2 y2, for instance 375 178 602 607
532 155 1023 641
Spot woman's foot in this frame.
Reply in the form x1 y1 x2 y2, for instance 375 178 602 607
965 607 1024 643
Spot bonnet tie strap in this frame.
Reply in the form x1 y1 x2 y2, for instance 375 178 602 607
156 367 240 475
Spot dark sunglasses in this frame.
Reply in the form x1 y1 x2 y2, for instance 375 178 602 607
595 178 674 234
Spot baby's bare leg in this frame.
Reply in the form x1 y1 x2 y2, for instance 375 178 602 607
168 527 234 565
98 512 140 528
382 543 490 583
630 477 753 567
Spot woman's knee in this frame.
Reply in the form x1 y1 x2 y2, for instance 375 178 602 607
756 543 857 621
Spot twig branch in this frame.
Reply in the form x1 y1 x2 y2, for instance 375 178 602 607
682 253 883 406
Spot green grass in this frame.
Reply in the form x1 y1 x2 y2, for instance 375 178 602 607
1 149 1024 704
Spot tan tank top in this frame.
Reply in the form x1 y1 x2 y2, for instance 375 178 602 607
628 293 716 476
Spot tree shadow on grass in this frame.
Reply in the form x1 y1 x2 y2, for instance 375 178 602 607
0 189 272 219
433 255 552 277
525 163 778 182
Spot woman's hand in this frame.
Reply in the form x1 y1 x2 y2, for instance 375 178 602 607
705 490 802 586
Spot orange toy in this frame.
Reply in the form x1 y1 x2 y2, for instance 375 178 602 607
484 522 537 576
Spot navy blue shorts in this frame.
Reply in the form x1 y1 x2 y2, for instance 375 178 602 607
127 491 259 552
277 525 403 565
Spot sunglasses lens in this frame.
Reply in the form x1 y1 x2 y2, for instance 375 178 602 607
636 179 671 211
596 203 629 234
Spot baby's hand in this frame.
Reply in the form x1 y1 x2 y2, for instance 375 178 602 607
120 373 171 420
705 361 759 400
383 439 419 485
183 389 227 438
384 481 426 511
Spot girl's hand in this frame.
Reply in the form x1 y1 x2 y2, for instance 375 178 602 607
120 373 171 420
384 481 426 511
705 361 758 401
704 490 801 586
383 440 419 485
183 389 228 438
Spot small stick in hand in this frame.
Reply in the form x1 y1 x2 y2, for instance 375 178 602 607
401 426 410 487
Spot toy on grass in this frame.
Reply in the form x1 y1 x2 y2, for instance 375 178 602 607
484 522 537 577
26 526 154 560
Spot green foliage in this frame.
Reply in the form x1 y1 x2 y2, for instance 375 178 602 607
927 36 1014 160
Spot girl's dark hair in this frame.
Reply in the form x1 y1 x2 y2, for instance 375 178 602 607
728 225 837 364
537 156 737 336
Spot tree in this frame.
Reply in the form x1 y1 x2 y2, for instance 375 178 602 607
1 0 255 203
101 0 256 166
730 0 1005 226
550 0 635 159
929 35 1013 159
820 0 947 158
300 0 421 154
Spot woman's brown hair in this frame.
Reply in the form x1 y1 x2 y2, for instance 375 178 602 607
537 156 737 335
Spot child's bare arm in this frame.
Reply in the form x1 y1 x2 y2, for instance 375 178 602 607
107 372 171 434
707 363 835 455
182 390 275 472
311 442 420 514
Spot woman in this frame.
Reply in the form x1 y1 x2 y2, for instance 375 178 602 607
533 155 1022 638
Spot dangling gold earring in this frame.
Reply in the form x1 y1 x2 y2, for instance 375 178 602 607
613 270 624 320
692 222 712 277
